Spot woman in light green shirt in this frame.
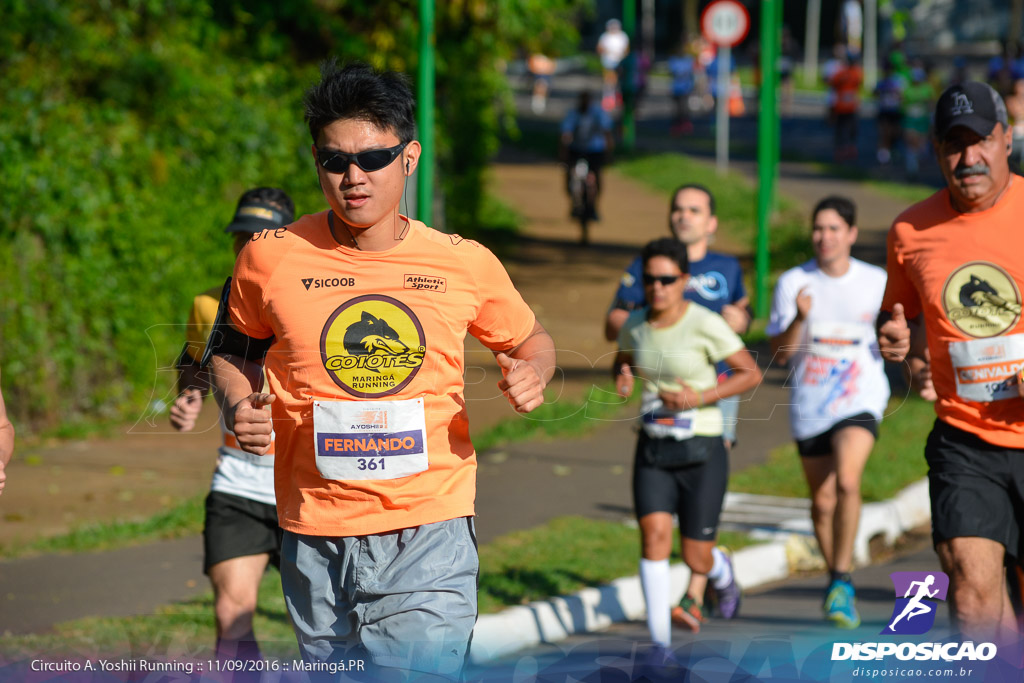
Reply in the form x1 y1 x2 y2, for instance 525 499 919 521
615 238 761 648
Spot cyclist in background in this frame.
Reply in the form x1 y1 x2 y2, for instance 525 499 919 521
560 91 614 222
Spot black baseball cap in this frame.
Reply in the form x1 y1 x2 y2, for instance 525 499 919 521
224 199 289 234
933 81 1008 141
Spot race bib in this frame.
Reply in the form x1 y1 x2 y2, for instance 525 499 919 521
313 397 428 481
640 392 697 441
949 334 1024 403
808 321 869 361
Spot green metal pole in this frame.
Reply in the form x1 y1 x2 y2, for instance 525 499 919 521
756 0 780 319
417 0 435 226
622 0 636 151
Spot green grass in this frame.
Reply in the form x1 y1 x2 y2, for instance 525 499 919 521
0 567 299 662
472 382 637 454
0 517 755 659
802 160 939 206
0 494 206 559
472 191 526 257
613 153 810 271
864 180 937 205
478 517 754 614
729 396 935 501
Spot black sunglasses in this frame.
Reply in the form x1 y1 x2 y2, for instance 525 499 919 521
642 274 682 286
316 141 408 173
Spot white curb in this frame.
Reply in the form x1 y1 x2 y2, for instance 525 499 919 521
470 478 930 665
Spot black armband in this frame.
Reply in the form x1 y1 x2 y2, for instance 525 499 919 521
200 277 274 368
175 342 200 371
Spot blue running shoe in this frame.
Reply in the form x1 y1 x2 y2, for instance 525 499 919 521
713 547 742 619
824 579 861 629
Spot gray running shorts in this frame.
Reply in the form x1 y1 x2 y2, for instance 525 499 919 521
281 516 478 680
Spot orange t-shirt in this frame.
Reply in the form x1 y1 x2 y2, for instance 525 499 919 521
881 181 1024 448
228 212 536 536
830 65 863 115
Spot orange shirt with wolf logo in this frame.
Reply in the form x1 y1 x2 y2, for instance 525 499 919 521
228 212 536 536
882 181 1024 448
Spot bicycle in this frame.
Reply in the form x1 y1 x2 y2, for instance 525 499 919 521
568 157 597 245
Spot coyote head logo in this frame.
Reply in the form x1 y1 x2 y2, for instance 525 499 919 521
960 275 999 309
344 311 410 359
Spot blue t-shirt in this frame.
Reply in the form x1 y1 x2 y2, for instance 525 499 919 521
668 55 695 97
561 105 613 154
611 251 746 314
611 251 747 377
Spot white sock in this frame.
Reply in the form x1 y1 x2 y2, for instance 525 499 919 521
639 558 671 647
707 547 733 590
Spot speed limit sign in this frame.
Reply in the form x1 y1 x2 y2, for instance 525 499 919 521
701 0 750 48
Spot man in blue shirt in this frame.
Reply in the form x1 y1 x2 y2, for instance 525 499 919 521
605 183 750 447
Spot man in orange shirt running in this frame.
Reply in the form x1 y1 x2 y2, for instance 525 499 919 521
878 81 1024 643
209 61 555 681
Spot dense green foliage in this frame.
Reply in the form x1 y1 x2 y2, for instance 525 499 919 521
0 0 587 430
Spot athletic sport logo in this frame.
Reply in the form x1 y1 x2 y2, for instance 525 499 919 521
942 262 1022 337
320 295 426 398
882 571 949 635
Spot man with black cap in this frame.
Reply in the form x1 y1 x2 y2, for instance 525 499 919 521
878 82 1024 641
169 187 295 664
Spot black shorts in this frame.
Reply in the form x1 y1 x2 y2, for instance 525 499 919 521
796 412 879 457
926 419 1024 559
203 491 283 574
877 111 903 127
632 433 729 541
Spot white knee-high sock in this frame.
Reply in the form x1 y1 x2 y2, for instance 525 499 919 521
640 558 671 646
707 546 733 589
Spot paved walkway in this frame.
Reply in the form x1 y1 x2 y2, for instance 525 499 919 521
468 542 1018 682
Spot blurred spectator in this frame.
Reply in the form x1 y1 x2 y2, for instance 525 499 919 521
1006 78 1024 171
528 53 555 114
841 0 863 59
778 26 799 117
902 64 935 179
597 19 630 111
949 55 970 87
874 60 906 164
669 43 696 135
829 53 863 162
823 44 847 124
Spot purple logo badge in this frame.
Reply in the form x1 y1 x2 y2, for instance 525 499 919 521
882 571 949 635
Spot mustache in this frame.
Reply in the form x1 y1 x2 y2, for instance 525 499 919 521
954 163 990 179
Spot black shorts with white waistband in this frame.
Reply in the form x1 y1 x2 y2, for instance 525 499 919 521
203 491 282 574
926 419 1024 559
632 432 729 541
796 412 879 457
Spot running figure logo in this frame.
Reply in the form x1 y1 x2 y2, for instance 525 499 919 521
882 571 949 635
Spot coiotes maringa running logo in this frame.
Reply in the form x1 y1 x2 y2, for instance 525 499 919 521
320 295 426 398
942 262 1022 338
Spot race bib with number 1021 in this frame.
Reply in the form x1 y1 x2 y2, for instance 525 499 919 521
313 398 429 481
949 334 1024 403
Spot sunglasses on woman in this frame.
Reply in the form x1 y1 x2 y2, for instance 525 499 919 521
316 141 408 173
642 274 682 286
